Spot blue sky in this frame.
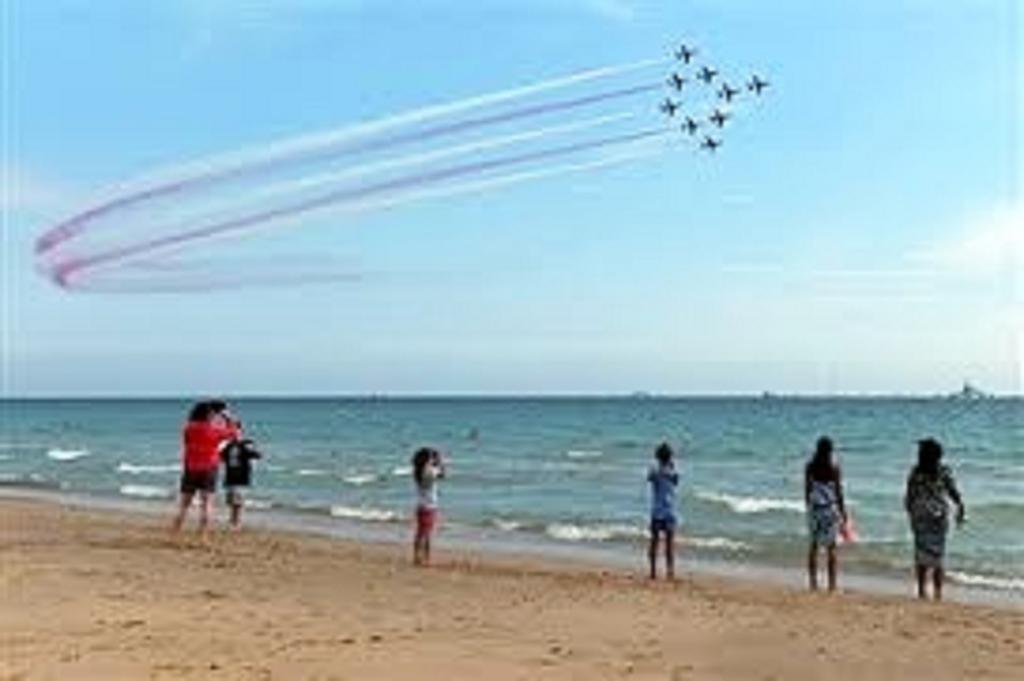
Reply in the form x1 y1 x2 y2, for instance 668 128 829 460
2 0 1021 396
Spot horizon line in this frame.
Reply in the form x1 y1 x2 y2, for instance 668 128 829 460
1 390 1019 401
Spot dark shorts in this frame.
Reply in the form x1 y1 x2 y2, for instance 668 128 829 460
180 469 217 495
650 516 677 534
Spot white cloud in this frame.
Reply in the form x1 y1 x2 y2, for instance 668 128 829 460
914 204 1024 275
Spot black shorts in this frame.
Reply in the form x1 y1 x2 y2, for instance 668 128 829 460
650 516 677 534
180 469 218 494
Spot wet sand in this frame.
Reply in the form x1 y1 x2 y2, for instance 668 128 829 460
2 498 1021 680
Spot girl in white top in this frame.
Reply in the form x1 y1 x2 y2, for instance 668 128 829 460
804 436 847 592
411 447 445 566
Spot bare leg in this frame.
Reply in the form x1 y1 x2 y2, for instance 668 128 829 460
229 502 241 528
171 492 194 532
198 491 213 534
648 532 659 579
665 529 675 580
423 534 431 566
807 544 819 591
915 564 928 599
826 544 838 592
933 567 944 601
412 530 424 565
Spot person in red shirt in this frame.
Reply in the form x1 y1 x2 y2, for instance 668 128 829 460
171 400 239 533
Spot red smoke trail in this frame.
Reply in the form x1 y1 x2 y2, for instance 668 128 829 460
36 83 661 257
47 127 669 288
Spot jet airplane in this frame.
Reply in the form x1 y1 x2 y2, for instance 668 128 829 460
667 72 686 91
659 98 681 117
697 66 718 84
701 136 722 152
675 44 697 63
747 75 769 95
718 83 739 102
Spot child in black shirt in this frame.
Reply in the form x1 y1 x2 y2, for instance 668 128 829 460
221 437 262 529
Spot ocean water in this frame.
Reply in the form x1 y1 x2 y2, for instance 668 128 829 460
2 397 1021 598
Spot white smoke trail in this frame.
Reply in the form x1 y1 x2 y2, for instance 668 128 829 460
70 255 364 293
37 77 663 257
55 111 636 257
256 111 638 197
45 58 666 222
61 136 672 291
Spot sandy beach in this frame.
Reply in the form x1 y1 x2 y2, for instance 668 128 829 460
1 498 1021 680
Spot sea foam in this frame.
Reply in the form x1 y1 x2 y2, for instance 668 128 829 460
119 484 171 499
117 462 179 475
683 536 751 552
491 518 526 532
696 491 804 515
46 448 90 462
342 473 380 486
565 449 603 460
329 505 401 522
545 522 644 542
948 571 1024 592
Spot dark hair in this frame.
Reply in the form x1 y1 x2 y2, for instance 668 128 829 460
807 436 838 481
655 442 674 465
917 438 943 476
187 401 213 422
208 399 228 413
412 447 438 485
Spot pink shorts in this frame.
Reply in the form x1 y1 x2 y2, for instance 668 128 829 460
415 506 438 534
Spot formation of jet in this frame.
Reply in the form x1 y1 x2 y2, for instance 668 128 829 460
675 44 697 64
718 83 739 102
667 72 686 91
701 136 722 152
748 75 769 95
709 108 730 128
659 98 681 117
659 42 770 154
697 66 718 84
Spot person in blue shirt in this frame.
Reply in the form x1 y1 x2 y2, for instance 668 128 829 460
647 442 680 580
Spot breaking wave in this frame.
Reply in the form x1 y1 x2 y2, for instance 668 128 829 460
119 484 172 499
696 491 804 515
565 449 603 460
296 468 330 477
491 518 526 532
329 505 402 523
342 473 380 486
46 448 90 462
117 462 179 475
947 571 1024 593
545 522 644 542
682 536 751 552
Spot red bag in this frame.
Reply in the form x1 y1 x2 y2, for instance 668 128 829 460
839 512 859 544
